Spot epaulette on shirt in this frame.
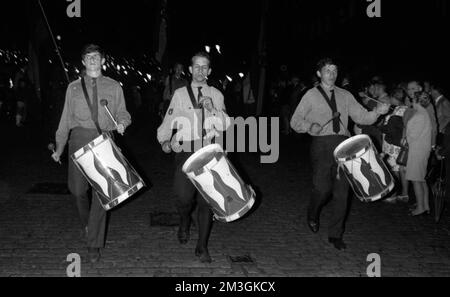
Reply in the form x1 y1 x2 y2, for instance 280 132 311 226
68 78 81 91
102 76 120 86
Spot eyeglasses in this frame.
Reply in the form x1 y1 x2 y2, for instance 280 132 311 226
84 54 102 61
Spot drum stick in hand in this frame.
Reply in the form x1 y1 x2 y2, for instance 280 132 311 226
319 112 340 132
48 143 61 164
100 99 119 128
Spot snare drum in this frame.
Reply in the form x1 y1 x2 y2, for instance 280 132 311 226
334 134 394 202
71 133 145 210
182 144 255 222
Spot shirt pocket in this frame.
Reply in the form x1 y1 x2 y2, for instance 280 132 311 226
73 97 91 121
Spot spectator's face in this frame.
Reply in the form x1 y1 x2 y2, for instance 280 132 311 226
82 51 105 72
430 88 439 100
407 82 421 99
368 84 376 97
392 89 404 101
174 64 184 76
189 57 211 84
317 64 338 87
390 96 401 106
291 77 300 86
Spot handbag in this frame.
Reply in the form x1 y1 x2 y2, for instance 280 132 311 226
396 143 408 166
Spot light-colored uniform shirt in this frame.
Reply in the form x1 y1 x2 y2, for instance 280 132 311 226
55 75 131 149
290 86 380 136
157 83 230 144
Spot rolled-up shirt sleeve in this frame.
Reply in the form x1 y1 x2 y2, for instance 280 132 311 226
157 91 181 143
290 92 313 133
348 93 379 125
114 84 131 128
55 86 72 150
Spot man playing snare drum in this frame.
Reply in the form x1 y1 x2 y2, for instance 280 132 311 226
157 51 230 262
290 57 389 250
51 44 131 263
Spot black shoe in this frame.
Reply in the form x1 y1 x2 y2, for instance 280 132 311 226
177 227 190 244
307 219 319 233
195 247 212 263
87 247 100 263
328 237 347 250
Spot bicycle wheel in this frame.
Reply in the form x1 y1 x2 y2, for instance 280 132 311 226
433 179 445 223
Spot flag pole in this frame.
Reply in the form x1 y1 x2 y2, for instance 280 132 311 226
37 0 70 84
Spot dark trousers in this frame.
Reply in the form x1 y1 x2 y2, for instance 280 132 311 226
68 127 107 248
308 135 350 239
174 150 213 249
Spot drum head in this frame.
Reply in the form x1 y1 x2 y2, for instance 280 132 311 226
182 144 224 174
334 134 371 162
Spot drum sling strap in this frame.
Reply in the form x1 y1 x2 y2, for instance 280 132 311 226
186 85 212 145
81 77 102 135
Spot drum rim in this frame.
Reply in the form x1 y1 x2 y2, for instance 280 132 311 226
72 133 111 159
182 143 224 173
214 195 255 222
357 181 395 203
334 134 371 162
102 181 144 210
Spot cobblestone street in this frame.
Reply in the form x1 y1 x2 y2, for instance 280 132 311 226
1 120 449 277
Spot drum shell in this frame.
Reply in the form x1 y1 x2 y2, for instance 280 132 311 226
182 144 255 222
334 134 394 202
71 133 144 210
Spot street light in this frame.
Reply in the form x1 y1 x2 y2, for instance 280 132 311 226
205 45 210 53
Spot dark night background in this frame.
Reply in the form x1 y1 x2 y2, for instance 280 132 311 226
1 0 450 106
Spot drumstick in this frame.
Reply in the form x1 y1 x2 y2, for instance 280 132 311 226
361 94 395 113
100 99 119 128
320 112 340 130
48 143 61 164
362 95 388 105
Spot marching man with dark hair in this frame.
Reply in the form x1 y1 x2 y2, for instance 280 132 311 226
52 44 131 263
290 58 389 250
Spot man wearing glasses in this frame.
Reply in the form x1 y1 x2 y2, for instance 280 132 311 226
51 44 131 263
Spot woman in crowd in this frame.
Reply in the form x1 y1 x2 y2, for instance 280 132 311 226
379 88 408 202
404 91 432 216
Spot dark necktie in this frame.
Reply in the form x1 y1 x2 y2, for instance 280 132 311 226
197 86 206 137
330 89 340 133
92 78 98 123
197 86 203 106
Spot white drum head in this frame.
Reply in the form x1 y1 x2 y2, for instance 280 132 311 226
182 144 224 174
334 134 371 162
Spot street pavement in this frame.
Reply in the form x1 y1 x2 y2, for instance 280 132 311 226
1 118 449 277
